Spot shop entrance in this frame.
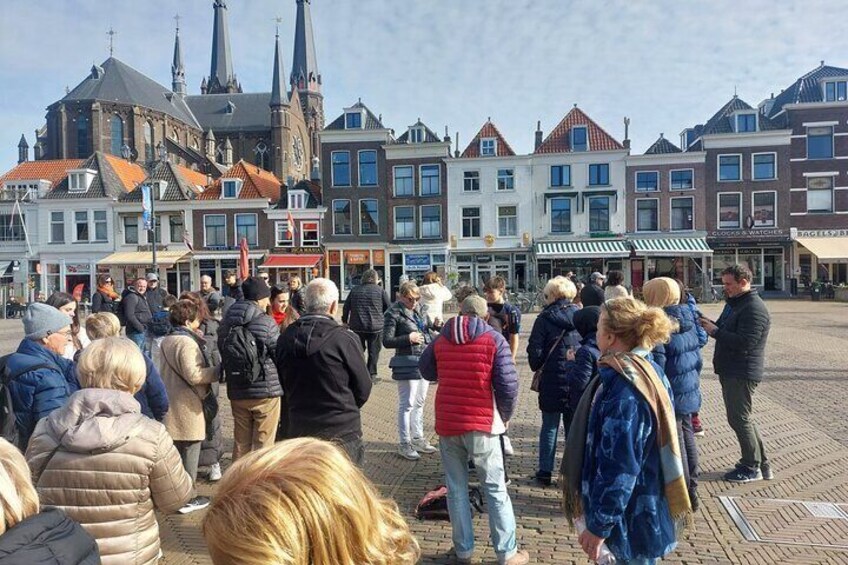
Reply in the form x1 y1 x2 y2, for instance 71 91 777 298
764 255 777 290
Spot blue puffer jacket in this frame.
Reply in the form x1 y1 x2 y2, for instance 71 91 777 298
135 352 169 421
527 299 581 413
6 339 79 448
581 358 677 561
651 304 706 416
562 334 600 411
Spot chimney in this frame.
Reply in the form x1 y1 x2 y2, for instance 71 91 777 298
454 131 460 158
623 117 631 150
534 120 543 150
443 125 451 144
18 134 29 164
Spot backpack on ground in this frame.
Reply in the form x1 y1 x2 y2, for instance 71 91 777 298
0 353 51 451
415 484 484 521
221 312 262 384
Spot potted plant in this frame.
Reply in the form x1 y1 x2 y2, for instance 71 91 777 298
811 280 822 302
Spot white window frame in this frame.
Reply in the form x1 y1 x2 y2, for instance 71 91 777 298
496 205 518 237
234 213 258 247
345 110 364 129
717 154 742 182
635 170 660 192
806 177 834 213
50 211 65 243
419 204 441 239
716 192 742 230
670 196 695 232
751 152 777 181
93 210 108 242
73 210 89 242
497 168 515 191
288 191 306 210
331 150 351 187
122 215 139 245
301 221 319 246
393 206 415 239
419 164 441 196
669 168 695 190
409 127 424 143
332 199 352 235
393 165 414 197
203 214 227 247
275 221 294 247
480 138 497 156
463 170 480 192
221 178 241 199
549 197 572 234
806 126 835 160
635 198 660 232
67 169 96 193
358 198 379 236
571 126 588 151
357 149 378 187
823 80 847 102
735 112 757 133
751 191 777 228
461 206 481 238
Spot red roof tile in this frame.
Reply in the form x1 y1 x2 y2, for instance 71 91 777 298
174 164 209 191
460 120 516 158
102 154 147 191
0 159 84 186
200 160 280 201
535 106 624 154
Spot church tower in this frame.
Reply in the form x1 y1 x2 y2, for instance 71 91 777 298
291 0 323 156
270 29 290 181
171 23 186 97
205 0 241 94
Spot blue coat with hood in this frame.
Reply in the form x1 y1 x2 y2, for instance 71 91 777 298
526 299 581 413
651 303 707 416
6 339 79 448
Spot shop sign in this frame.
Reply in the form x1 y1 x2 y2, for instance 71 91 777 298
373 250 385 264
792 228 848 238
404 254 431 271
344 250 369 265
707 228 787 239
328 251 341 265
65 263 90 274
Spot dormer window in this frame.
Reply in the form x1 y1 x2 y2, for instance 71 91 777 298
345 111 363 129
221 178 242 199
824 80 847 102
736 113 756 133
571 126 588 152
480 138 497 156
68 169 97 193
409 127 424 143
288 191 306 210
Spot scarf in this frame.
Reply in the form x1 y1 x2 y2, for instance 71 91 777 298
97 285 119 300
562 351 691 528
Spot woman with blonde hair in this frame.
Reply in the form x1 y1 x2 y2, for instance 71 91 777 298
0 438 99 563
26 337 192 564
562 298 689 564
418 271 452 326
202 437 420 565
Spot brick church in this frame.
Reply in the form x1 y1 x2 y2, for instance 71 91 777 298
27 0 324 183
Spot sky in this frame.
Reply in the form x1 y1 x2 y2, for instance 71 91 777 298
1 0 847 168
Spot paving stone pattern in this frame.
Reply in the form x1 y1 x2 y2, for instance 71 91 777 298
2 300 847 564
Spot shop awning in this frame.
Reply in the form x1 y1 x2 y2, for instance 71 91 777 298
535 240 629 258
261 254 323 268
629 237 713 257
97 251 190 267
795 237 848 260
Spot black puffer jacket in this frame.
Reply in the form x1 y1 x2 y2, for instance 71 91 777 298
527 299 581 413
712 289 771 382
580 283 605 308
382 302 436 357
144 286 169 314
290 287 306 315
343 283 390 333
218 301 282 400
0 508 100 564
201 318 222 366
91 290 117 315
121 288 152 335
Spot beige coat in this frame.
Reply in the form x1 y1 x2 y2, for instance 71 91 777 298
27 388 192 565
159 332 219 442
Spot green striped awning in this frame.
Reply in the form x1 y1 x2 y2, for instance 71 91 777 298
535 240 630 258
629 237 712 256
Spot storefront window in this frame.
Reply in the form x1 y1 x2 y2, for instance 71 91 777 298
712 252 736 284
737 249 763 286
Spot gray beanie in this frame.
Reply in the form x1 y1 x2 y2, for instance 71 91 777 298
23 302 72 340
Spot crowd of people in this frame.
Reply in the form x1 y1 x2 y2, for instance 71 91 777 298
0 264 771 564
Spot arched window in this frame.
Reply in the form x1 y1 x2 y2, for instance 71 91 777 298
77 115 90 157
254 141 270 171
110 116 123 156
144 121 154 162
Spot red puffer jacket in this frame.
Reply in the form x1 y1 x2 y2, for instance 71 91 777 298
419 316 519 437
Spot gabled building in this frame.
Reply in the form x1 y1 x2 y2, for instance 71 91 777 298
625 134 710 293
384 119 451 289
763 62 848 286
682 95 792 294
531 106 630 284
445 119 533 289
319 101 393 295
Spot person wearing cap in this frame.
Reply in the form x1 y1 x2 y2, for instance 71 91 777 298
218 276 282 460
5 303 80 449
144 272 169 314
419 296 528 565
580 272 607 308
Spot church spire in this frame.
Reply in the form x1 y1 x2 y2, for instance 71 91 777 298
206 0 240 94
270 27 287 107
18 134 29 164
171 17 186 96
290 0 321 94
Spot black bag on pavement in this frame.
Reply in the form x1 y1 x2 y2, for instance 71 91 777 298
415 485 484 521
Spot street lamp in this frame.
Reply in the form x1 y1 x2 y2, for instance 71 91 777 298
123 141 168 274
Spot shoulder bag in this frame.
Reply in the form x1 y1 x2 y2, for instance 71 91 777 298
531 330 566 393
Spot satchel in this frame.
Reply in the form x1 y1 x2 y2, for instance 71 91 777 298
389 355 422 381
531 330 567 393
162 349 219 439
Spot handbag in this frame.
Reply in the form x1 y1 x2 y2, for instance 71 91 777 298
389 354 422 381
531 330 567 393
162 348 219 439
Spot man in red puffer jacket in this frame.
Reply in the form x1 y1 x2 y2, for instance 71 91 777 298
419 295 528 565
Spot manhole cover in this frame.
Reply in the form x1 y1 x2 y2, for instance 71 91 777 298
719 496 848 550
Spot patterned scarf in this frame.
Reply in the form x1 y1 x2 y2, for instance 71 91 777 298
562 351 691 527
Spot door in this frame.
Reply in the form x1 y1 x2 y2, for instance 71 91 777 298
764 255 776 290
475 263 494 288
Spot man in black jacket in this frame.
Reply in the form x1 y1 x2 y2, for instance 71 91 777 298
275 278 372 465
144 272 169 313
579 272 606 307
342 269 391 382
700 264 772 483
122 278 152 351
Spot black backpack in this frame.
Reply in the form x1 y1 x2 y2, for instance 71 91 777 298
0 354 51 451
415 485 484 521
221 310 263 384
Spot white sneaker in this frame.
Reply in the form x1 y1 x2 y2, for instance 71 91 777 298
398 443 420 460
178 496 210 514
411 438 437 454
502 435 514 456
208 462 222 482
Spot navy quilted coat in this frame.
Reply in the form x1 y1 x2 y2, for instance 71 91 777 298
651 304 707 416
526 299 581 413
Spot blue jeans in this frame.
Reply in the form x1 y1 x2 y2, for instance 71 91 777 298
127 331 146 351
440 432 519 564
538 409 573 475
620 559 657 564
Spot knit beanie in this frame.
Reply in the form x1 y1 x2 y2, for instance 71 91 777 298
24 302 72 340
642 277 681 308
242 276 271 301
574 306 601 339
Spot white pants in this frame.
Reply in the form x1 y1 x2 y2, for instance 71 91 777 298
397 379 429 445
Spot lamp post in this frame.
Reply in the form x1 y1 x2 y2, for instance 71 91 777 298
122 141 168 275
